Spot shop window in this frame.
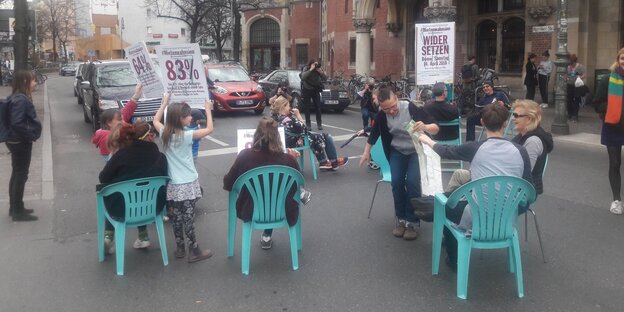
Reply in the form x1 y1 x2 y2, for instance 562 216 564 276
501 17 525 73
503 0 525 11
349 38 356 65
476 20 497 71
296 44 308 68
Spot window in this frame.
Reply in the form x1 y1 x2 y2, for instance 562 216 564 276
100 27 111 35
296 44 308 68
146 8 152 17
250 18 280 44
476 20 497 70
504 0 525 11
370 38 374 62
501 18 525 73
147 26 152 34
268 71 287 83
478 0 498 14
349 38 356 64
181 28 186 37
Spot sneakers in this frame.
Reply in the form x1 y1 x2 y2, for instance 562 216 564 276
300 189 312 205
319 161 333 170
540 103 549 109
331 157 349 170
368 160 379 170
133 238 151 249
188 246 213 263
403 222 420 240
260 234 273 250
104 235 115 255
610 200 623 215
392 220 406 237
175 245 186 259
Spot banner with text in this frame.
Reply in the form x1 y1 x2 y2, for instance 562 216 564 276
125 42 164 99
415 22 455 85
155 43 209 109
237 127 286 154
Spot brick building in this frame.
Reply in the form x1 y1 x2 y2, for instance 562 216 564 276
241 0 623 94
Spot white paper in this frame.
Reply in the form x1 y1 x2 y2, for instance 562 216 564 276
155 43 210 109
415 22 455 85
412 132 444 196
125 42 164 99
237 127 286 154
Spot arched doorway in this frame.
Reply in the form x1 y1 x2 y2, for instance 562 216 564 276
501 17 525 73
476 20 497 70
249 18 280 72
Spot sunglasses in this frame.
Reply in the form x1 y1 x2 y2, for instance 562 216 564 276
512 113 528 118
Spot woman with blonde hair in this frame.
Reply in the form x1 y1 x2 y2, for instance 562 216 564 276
598 47 624 214
511 100 554 203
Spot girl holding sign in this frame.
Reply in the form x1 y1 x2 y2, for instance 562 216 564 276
153 94 214 263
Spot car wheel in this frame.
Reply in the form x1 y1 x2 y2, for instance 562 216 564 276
254 107 264 115
83 105 91 123
91 110 100 132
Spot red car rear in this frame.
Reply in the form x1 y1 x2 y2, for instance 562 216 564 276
206 64 266 114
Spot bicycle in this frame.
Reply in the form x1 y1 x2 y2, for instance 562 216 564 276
347 73 365 102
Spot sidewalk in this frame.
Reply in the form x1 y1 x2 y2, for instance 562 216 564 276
0 84 47 204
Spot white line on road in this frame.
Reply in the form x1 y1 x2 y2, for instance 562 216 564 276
311 121 358 132
203 135 229 146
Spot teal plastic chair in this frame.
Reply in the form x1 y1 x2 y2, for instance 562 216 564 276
96 176 169 276
436 118 463 171
524 154 548 263
367 139 392 218
432 176 536 299
287 132 317 180
227 165 304 275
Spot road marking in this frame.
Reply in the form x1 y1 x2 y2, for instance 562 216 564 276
311 121 358 132
42 82 54 200
203 135 229 146
554 132 601 147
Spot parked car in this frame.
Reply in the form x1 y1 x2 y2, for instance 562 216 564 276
60 63 78 76
258 69 350 113
73 63 87 102
80 60 162 131
206 63 266 114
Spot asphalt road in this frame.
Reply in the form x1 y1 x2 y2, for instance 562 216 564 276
0 76 623 311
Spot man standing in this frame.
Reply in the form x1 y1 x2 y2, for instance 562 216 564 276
538 50 553 108
300 59 326 130
356 78 377 132
359 88 439 240
424 82 460 141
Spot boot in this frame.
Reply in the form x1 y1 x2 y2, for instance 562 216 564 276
188 245 213 263
9 208 34 217
12 212 38 222
174 244 186 259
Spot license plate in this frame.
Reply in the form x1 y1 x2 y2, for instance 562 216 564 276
325 100 339 104
236 100 254 105
133 115 154 123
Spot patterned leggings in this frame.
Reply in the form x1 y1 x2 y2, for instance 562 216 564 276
170 199 199 249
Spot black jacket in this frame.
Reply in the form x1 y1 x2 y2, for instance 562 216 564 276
524 62 538 87
301 69 326 92
7 93 41 142
512 126 554 194
424 99 459 141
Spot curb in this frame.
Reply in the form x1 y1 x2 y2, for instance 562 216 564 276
41 82 54 200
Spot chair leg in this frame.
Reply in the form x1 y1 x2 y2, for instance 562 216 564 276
308 148 317 180
288 226 300 271
155 217 169 266
524 212 528 242
456 239 471 300
228 209 236 257
114 225 126 276
241 223 252 275
432 221 444 275
296 218 302 251
508 245 516 273
529 208 547 263
367 181 382 219
97 209 105 262
512 236 525 298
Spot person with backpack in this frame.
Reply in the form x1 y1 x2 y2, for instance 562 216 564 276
4 70 42 221
300 59 327 130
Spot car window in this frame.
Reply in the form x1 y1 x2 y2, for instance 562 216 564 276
208 67 250 82
96 63 137 87
288 71 301 85
268 71 287 83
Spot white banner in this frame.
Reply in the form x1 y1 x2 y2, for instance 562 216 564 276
415 22 455 85
125 42 163 99
237 127 286 154
155 43 210 109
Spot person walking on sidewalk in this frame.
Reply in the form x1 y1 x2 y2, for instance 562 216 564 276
524 53 539 100
300 59 326 130
153 94 214 263
359 88 439 240
596 48 624 214
538 50 553 108
5 70 41 221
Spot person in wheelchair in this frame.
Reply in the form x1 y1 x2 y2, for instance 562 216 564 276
466 80 509 141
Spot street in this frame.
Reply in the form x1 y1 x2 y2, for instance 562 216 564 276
0 76 623 311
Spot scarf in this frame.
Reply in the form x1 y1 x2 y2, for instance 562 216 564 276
605 66 624 125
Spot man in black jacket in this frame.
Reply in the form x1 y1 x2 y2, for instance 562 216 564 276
424 82 460 141
300 60 327 130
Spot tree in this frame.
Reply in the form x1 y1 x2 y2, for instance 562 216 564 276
200 0 232 61
144 0 224 44
36 0 77 62
13 0 30 70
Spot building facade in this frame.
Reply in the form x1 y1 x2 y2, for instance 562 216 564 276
242 0 623 93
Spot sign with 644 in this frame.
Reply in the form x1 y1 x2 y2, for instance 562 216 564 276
125 42 163 99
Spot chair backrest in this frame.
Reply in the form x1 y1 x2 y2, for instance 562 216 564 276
447 176 536 242
436 118 462 146
370 140 392 181
541 154 549 178
230 165 304 224
97 176 169 225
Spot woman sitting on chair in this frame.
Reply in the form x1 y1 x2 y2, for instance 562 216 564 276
224 117 305 250
270 96 348 170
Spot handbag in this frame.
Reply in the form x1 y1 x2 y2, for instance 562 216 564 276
574 76 584 87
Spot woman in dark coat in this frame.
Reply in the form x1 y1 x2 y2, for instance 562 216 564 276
524 53 538 100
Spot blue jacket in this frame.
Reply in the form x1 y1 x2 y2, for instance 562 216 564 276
7 93 41 142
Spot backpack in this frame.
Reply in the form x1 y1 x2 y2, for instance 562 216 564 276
0 96 11 143
461 63 474 80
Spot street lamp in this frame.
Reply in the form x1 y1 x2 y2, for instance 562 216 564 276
551 0 569 135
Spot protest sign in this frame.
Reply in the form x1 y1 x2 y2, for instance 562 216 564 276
415 22 455 85
237 127 286 154
125 42 163 99
155 43 210 109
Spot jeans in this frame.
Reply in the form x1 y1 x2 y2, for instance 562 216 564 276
525 84 536 100
361 107 372 129
6 141 32 215
311 133 338 163
538 74 549 104
465 113 482 141
566 84 580 118
301 88 322 127
388 148 421 223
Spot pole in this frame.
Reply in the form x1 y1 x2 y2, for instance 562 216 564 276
551 0 570 135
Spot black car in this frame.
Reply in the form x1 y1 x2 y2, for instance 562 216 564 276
80 60 162 131
73 63 87 103
258 69 350 113
60 64 78 76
